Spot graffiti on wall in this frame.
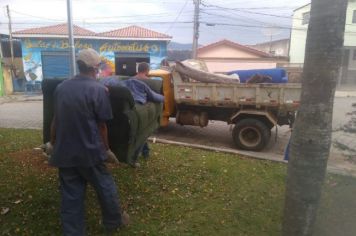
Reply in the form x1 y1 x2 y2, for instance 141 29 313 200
21 38 168 81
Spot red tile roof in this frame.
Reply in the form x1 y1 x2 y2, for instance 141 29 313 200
13 23 95 36
96 25 172 39
198 39 272 58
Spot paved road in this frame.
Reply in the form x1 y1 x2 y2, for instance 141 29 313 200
0 101 42 129
0 96 355 171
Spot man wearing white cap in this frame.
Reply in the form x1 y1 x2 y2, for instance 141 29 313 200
48 48 129 235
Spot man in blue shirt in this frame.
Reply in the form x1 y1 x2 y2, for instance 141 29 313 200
124 78 164 104
101 63 164 167
45 49 129 235
100 77 164 104
129 62 163 167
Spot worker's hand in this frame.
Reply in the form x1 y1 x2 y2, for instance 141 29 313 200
106 149 120 165
41 142 53 157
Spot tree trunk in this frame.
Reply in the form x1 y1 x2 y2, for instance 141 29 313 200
282 0 348 235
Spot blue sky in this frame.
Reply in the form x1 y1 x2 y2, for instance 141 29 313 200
0 0 310 45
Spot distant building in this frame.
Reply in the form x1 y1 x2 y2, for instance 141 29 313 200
289 2 356 84
251 38 290 57
0 38 24 94
197 39 287 73
167 50 191 61
12 23 172 86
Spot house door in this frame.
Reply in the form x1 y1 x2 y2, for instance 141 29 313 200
115 52 150 77
41 51 71 80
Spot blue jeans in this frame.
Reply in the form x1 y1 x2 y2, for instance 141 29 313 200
132 142 150 164
59 163 123 235
141 142 150 158
284 139 291 161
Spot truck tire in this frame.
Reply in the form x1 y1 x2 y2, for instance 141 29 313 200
232 118 271 151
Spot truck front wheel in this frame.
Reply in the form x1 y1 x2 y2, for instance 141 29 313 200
232 119 271 151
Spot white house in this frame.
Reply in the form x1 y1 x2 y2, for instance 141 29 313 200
197 39 287 73
289 1 356 84
251 38 290 57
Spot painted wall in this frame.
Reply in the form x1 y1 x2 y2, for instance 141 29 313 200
197 43 286 72
2 66 13 95
344 2 356 47
198 44 260 59
289 1 356 64
2 58 26 92
289 4 310 64
21 38 168 81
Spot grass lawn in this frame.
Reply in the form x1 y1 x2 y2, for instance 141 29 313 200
0 128 288 235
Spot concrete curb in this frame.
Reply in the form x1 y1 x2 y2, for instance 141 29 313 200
148 137 286 163
335 91 356 98
148 137 356 177
0 96 43 104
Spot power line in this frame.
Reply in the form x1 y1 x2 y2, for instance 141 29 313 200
11 10 64 22
201 2 356 27
199 21 356 35
4 19 356 35
200 10 295 31
201 2 295 20
165 0 190 33
4 20 356 35
200 10 269 26
5 21 194 25
201 21 290 30
10 9 194 21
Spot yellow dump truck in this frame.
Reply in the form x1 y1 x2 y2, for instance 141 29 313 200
148 67 301 151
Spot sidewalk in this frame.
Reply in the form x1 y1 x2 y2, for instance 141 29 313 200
0 94 43 104
335 90 356 97
335 85 356 97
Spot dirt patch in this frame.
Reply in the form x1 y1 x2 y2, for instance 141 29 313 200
9 149 56 173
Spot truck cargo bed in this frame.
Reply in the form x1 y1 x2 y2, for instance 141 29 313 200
172 72 301 112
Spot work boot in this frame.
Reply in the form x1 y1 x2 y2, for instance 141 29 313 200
104 211 130 235
121 211 130 226
106 149 120 165
130 162 141 168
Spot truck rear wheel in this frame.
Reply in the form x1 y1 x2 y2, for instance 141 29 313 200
232 118 271 151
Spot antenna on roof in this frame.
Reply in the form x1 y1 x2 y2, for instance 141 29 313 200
261 26 281 54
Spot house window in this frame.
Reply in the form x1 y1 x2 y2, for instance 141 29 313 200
302 12 310 25
353 10 356 24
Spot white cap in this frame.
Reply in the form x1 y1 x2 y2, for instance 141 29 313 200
77 48 101 68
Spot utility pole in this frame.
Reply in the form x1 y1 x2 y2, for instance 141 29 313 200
0 41 3 97
66 0 76 77
192 0 200 59
6 5 14 70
